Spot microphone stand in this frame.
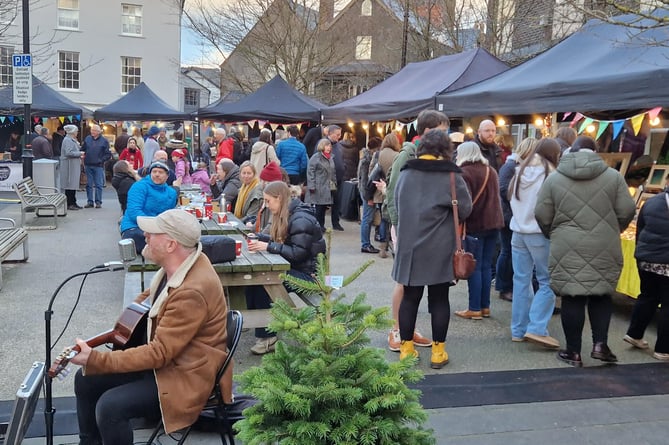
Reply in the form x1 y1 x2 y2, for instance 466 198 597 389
44 267 119 445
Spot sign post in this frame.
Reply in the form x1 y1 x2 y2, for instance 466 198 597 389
13 49 33 178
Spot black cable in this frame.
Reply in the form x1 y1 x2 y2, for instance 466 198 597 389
50 266 108 351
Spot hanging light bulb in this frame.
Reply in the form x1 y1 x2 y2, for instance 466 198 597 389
586 124 596 133
497 118 506 127
650 117 661 126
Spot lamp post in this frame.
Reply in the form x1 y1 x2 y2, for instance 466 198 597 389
400 0 409 68
21 0 33 179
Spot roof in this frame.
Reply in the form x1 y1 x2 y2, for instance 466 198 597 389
197 75 325 122
322 48 508 122
0 76 91 118
94 82 189 121
436 10 669 116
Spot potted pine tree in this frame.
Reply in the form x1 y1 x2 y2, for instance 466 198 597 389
235 251 435 445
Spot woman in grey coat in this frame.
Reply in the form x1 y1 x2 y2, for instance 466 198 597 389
391 129 472 368
535 136 636 367
305 138 335 231
60 125 84 210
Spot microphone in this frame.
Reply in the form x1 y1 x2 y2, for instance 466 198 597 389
92 240 138 271
119 238 137 263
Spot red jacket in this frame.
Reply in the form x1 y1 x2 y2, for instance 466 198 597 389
215 138 234 165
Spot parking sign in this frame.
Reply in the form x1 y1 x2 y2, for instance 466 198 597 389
12 53 32 105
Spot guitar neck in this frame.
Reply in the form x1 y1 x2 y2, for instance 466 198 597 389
71 329 115 353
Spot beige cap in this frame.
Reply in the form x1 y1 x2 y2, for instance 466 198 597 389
138 209 200 247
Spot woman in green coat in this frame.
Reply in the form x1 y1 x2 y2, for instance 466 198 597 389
535 136 636 367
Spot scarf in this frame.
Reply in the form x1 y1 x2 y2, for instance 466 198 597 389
418 154 442 160
234 177 259 218
323 151 331 159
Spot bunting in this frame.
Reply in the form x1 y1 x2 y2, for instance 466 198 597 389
595 121 609 140
631 113 645 135
578 117 594 134
568 107 663 140
611 120 625 140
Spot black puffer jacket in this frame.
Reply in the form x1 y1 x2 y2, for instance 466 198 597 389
635 189 669 264
111 172 137 213
260 199 326 275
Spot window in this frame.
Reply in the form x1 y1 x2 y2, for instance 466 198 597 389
355 36 372 60
121 4 142 35
57 0 79 30
121 56 141 93
184 88 199 108
58 51 80 90
0 46 13 86
361 0 372 16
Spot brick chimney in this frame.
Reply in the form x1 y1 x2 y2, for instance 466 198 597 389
319 0 334 28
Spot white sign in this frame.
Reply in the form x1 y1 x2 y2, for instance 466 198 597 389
12 54 32 105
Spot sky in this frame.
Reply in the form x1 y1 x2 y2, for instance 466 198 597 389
181 26 224 67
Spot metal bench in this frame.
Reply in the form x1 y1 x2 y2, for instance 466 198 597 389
12 177 67 230
0 217 29 290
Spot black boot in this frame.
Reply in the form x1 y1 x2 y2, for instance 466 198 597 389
557 349 583 367
591 342 618 363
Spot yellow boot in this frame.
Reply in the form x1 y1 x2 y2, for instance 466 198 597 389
430 341 449 369
399 340 418 361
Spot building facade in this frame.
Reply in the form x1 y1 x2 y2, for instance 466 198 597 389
0 0 183 111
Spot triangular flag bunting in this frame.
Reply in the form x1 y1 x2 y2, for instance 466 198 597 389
8 116 14 123
33 117 39 123
648 107 662 121
611 120 625 140
270 123 279 131
248 120 257 129
59 116 65 124
0 117 4 123
631 114 645 135
569 112 584 128
562 112 572 121
595 121 609 140
578 117 594 134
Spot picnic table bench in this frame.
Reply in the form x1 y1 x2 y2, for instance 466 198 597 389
0 217 29 290
12 177 67 230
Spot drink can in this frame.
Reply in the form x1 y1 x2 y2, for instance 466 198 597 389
204 203 213 218
226 203 232 212
206 194 212 203
195 207 203 218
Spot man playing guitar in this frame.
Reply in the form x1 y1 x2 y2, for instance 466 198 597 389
70 209 228 445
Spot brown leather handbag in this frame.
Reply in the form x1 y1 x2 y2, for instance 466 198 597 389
450 172 476 279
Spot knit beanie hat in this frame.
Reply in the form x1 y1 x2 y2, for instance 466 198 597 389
260 161 282 182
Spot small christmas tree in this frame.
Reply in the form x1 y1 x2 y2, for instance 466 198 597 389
235 245 435 445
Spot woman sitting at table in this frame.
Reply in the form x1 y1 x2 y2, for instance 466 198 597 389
234 161 263 225
210 158 241 208
120 161 178 254
246 181 326 355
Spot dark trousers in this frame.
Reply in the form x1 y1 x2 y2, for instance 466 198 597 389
65 189 78 206
560 294 612 354
75 369 161 445
399 282 451 343
121 227 146 254
495 226 513 293
314 205 327 231
627 269 669 354
288 174 302 185
330 187 341 227
245 269 315 338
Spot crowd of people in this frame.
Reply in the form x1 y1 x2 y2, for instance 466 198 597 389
39 114 666 445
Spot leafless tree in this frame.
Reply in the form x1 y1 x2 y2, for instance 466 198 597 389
181 0 351 97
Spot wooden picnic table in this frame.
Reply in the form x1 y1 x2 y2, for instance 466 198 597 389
127 232 293 328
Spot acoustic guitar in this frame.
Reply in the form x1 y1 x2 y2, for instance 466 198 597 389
48 299 151 379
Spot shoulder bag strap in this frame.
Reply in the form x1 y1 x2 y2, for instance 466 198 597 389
472 166 490 206
450 173 464 250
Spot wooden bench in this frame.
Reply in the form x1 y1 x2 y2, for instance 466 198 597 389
12 177 67 230
0 217 29 290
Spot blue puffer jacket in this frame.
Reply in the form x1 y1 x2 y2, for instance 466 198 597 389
120 176 177 232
